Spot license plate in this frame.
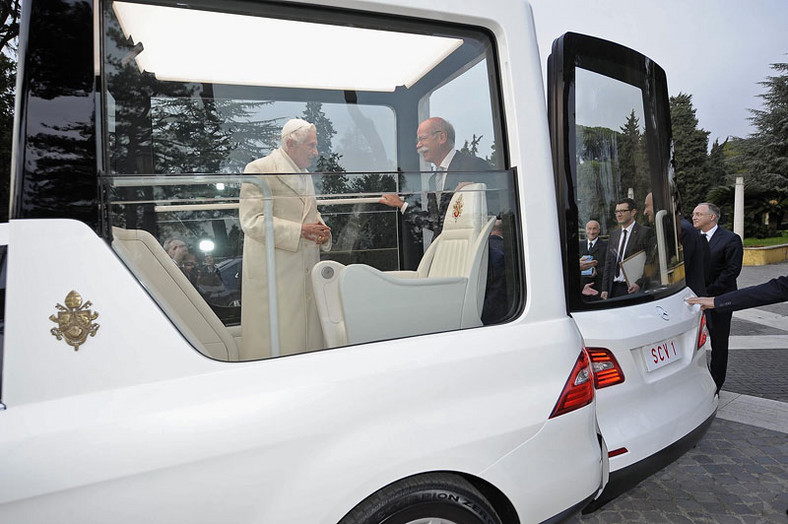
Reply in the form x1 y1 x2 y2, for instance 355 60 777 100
643 338 681 372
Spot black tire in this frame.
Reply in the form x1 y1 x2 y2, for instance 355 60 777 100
338 473 503 524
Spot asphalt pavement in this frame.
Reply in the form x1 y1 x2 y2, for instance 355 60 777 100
567 261 788 523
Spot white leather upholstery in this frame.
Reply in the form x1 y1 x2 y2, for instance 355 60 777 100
111 227 240 361
312 183 494 347
311 260 348 348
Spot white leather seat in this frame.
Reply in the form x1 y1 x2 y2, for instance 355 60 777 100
312 183 494 347
112 227 240 361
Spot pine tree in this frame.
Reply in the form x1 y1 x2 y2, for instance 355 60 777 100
460 134 482 157
670 92 711 214
745 62 788 189
707 139 729 187
618 109 649 204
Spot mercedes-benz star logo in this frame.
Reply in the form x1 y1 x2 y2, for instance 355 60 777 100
656 305 670 321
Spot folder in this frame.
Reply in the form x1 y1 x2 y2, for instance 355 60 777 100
620 250 646 287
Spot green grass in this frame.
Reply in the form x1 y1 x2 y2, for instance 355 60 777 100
743 231 788 247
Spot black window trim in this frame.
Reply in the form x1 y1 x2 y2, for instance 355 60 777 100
548 32 677 312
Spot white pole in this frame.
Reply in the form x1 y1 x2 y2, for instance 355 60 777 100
734 176 745 240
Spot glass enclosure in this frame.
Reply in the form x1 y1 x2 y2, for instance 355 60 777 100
100 0 522 360
552 36 683 309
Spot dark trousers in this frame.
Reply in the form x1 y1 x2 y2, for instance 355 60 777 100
706 309 732 392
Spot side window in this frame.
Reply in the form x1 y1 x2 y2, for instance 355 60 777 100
102 0 521 361
549 33 682 309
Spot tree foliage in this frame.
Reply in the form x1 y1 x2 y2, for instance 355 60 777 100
302 101 347 191
743 62 788 189
1 0 20 221
670 92 711 214
1 1 20 52
618 109 649 202
707 62 788 236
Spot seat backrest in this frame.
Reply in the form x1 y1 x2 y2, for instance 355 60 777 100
419 183 488 279
111 227 240 361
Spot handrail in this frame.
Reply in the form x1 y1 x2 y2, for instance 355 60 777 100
655 209 669 286
152 196 384 213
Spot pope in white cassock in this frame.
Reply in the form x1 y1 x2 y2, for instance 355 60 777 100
239 119 332 360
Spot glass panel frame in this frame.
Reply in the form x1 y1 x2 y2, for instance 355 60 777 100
97 0 522 360
548 32 682 311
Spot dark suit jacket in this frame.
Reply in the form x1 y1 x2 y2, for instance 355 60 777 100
602 222 652 294
680 216 710 296
409 151 492 236
714 276 788 312
706 227 743 296
482 234 507 324
579 237 608 291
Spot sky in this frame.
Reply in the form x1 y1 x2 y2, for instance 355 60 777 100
530 0 788 146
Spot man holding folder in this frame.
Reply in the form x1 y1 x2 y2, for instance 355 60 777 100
601 197 652 299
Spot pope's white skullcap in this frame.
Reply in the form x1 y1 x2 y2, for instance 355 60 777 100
281 118 314 141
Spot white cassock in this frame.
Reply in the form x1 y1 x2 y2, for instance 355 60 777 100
239 147 330 360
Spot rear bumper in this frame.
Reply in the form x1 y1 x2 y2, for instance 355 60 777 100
582 409 716 513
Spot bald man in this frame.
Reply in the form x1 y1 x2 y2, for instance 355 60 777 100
379 117 491 239
579 219 607 295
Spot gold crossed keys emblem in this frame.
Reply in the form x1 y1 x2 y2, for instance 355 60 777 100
49 290 100 351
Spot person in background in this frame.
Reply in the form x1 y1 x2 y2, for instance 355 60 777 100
579 219 607 297
692 202 743 394
644 192 709 296
197 253 222 287
163 237 188 266
482 220 507 324
601 198 652 299
239 118 331 360
180 252 199 285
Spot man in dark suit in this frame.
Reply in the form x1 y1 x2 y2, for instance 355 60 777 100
643 192 709 296
601 198 652 299
687 275 788 312
579 219 607 295
379 117 491 238
680 215 710 296
482 220 508 324
692 202 743 394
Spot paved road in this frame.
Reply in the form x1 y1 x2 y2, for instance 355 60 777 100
567 262 788 523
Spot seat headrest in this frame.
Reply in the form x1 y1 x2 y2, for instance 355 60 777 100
442 182 488 231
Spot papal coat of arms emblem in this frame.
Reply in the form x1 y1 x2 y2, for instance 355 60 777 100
452 194 464 221
49 290 100 351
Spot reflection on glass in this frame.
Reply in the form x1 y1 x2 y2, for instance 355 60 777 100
575 68 682 302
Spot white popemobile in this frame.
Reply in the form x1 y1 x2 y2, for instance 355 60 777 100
0 0 715 523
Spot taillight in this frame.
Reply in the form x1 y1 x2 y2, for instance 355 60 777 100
697 314 708 350
550 349 594 418
587 348 625 389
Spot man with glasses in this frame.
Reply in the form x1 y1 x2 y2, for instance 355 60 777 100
644 192 709 296
379 117 490 239
692 202 743 394
601 198 652 299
